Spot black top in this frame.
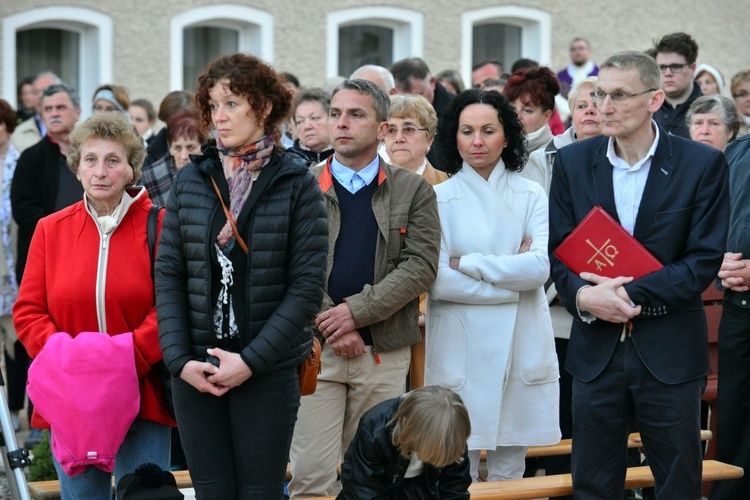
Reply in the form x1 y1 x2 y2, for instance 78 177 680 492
653 82 702 138
426 81 456 171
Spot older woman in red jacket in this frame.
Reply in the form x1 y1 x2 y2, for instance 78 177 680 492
13 112 173 499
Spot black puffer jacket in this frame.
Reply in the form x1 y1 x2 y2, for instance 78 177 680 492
338 398 471 500
155 142 328 377
289 139 334 166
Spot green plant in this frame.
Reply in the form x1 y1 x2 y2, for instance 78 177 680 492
28 430 58 482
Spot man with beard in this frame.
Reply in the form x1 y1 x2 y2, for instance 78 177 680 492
557 38 600 99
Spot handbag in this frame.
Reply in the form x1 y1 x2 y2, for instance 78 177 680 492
210 178 322 395
299 337 322 396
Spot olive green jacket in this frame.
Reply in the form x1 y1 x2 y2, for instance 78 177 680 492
311 157 440 352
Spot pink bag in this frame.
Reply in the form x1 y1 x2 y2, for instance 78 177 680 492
27 331 140 476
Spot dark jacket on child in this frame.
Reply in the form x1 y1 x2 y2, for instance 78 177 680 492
338 397 471 500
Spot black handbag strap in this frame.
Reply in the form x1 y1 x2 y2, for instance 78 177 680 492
147 205 164 281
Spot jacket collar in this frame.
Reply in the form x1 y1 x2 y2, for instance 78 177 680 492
318 154 387 192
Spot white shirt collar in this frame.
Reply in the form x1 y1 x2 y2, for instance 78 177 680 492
330 153 380 193
606 120 660 171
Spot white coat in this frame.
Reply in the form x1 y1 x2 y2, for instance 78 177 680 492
425 161 560 450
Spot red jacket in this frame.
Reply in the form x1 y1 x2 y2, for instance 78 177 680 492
14 188 174 428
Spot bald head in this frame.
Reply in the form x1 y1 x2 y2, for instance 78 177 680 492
350 65 395 94
32 72 62 114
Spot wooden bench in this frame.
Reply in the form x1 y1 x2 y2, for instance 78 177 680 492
281 430 712 481
26 430 716 498
29 470 193 499
702 286 724 497
305 460 743 500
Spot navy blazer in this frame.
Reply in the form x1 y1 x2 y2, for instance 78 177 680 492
548 128 729 385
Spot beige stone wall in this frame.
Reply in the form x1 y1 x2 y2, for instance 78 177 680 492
1 0 747 111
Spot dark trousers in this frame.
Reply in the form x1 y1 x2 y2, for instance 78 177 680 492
571 337 705 499
5 340 30 413
712 300 750 499
543 338 573 500
173 367 300 500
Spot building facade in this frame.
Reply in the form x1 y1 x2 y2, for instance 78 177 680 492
2 0 746 117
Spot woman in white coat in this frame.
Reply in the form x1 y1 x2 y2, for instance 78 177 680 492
425 88 560 481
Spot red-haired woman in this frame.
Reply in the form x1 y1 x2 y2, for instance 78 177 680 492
167 109 206 171
503 67 561 153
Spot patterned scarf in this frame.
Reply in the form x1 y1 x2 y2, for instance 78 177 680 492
216 134 275 249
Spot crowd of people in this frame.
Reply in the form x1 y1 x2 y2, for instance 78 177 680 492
0 28 748 499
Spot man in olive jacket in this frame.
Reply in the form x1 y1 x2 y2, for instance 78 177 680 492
289 79 440 498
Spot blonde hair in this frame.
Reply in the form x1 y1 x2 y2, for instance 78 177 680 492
731 69 750 97
567 76 598 113
389 94 438 140
390 386 470 468
67 112 146 183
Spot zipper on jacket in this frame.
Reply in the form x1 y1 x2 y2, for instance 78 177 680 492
96 232 110 333
205 202 221 336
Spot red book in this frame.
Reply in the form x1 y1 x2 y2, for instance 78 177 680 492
554 206 663 279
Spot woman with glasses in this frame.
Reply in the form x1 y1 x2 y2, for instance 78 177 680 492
523 77 601 194
385 94 447 184
503 67 560 154
384 94 447 390
425 89 560 482
731 70 750 138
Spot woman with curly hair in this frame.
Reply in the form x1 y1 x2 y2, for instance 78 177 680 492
154 53 328 498
425 89 560 482
503 67 560 153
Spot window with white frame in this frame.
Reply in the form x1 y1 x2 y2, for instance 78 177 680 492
338 25 394 78
327 7 423 78
472 23 522 72
17 28 80 91
183 27 240 91
2 8 112 113
170 5 273 92
461 7 551 81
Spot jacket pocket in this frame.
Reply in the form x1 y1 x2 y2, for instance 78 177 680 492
425 305 467 390
649 207 692 241
514 290 559 385
388 214 409 262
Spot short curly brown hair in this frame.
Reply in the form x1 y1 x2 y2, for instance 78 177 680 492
195 54 292 146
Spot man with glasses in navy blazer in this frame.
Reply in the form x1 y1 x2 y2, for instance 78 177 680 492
548 51 728 499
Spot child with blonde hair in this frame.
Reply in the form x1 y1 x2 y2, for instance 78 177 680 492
338 386 471 499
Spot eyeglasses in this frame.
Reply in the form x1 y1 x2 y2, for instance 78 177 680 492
590 89 657 105
658 63 688 74
386 125 428 138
